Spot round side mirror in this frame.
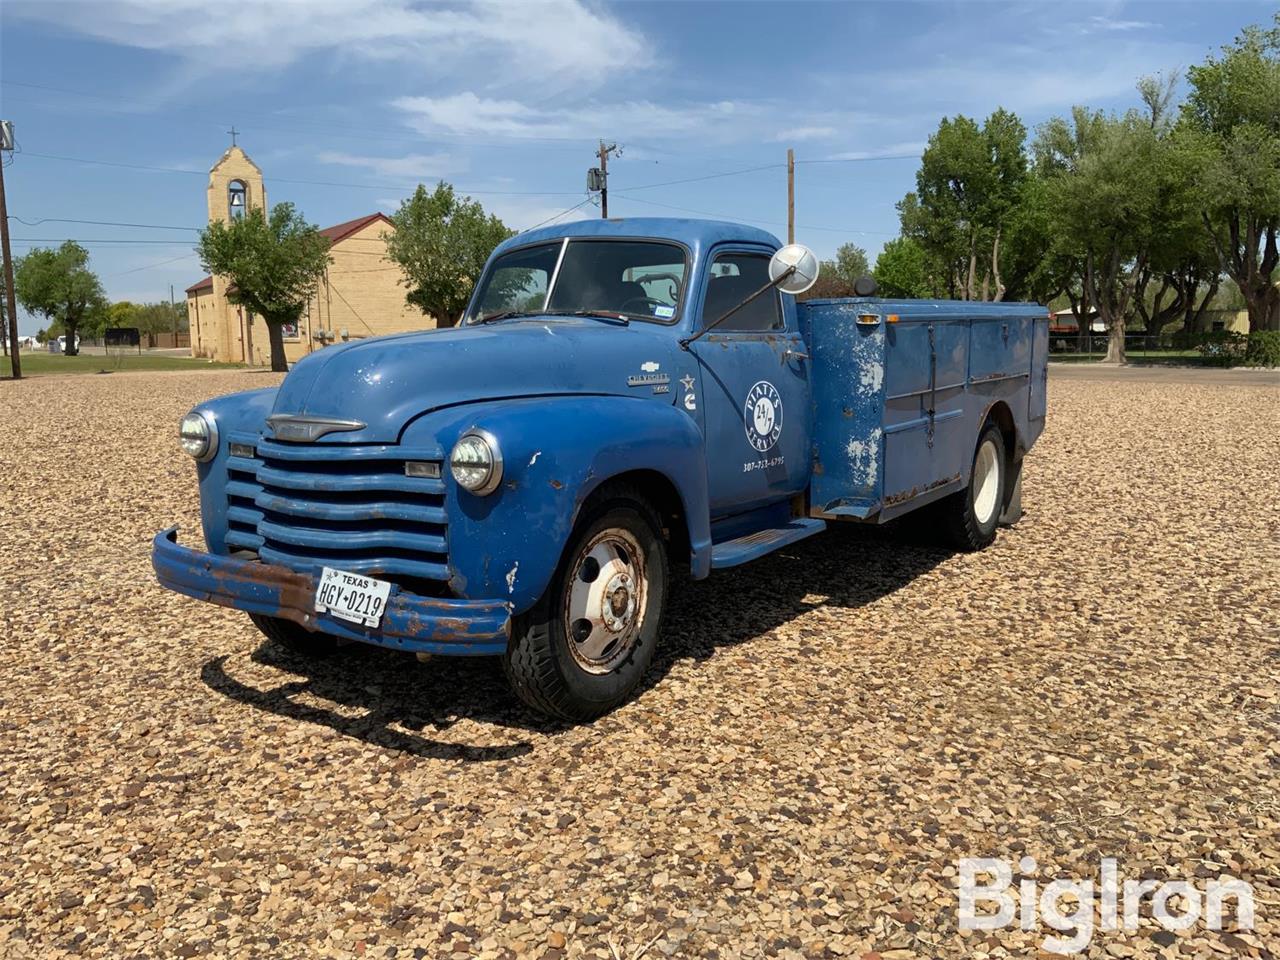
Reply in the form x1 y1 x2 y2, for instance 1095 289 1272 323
769 244 819 295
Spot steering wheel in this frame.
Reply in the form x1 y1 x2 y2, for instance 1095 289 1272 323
620 296 665 314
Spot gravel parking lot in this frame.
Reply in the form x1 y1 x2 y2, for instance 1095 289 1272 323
3 368 1278 959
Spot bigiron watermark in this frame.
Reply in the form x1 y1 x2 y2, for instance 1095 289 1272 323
958 857 1255 955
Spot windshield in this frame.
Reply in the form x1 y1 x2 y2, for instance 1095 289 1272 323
467 239 687 324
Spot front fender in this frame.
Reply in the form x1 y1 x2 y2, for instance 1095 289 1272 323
192 388 278 553
403 396 710 614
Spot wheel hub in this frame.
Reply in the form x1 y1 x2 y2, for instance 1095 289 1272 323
602 573 635 631
564 530 647 673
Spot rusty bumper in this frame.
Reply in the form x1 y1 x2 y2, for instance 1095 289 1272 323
151 527 511 656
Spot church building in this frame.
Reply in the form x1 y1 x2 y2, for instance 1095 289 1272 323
186 144 433 365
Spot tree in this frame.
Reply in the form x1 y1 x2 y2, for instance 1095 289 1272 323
799 243 872 300
903 109 1029 302
14 241 107 356
1181 15 1280 332
1037 108 1172 363
134 301 186 342
385 182 514 327
198 203 331 371
874 237 932 298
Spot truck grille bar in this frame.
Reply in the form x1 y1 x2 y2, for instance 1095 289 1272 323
223 436 450 587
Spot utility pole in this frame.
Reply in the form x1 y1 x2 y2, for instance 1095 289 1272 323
170 284 178 341
0 120 21 379
786 148 795 245
594 141 619 219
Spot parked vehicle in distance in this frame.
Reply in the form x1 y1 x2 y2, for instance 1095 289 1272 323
153 218 1049 720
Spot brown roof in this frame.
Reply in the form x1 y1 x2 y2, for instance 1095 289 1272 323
186 212 392 294
319 212 393 243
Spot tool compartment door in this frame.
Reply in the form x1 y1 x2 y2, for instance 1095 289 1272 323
881 318 969 513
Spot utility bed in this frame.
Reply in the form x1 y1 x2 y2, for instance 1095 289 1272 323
797 298 1049 522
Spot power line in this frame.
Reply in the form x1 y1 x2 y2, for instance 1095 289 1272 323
795 154 918 164
11 237 195 245
105 252 199 278
9 215 199 231
19 151 585 196
609 192 896 237
618 162 784 192
526 196 596 230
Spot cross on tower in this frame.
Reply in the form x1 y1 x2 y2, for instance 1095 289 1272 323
227 126 239 147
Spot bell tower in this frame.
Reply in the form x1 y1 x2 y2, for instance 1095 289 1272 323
208 139 266 225
206 140 266 361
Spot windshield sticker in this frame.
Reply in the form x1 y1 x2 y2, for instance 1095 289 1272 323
744 380 783 452
654 305 675 319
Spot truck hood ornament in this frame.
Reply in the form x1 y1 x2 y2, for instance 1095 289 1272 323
265 414 367 442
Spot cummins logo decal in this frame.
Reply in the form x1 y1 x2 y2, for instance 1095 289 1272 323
744 380 783 452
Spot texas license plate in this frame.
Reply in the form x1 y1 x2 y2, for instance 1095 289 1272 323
314 567 392 628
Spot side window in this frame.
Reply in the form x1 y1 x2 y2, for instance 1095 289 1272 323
702 253 782 332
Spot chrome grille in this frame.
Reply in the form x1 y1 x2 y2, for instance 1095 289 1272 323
224 436 449 584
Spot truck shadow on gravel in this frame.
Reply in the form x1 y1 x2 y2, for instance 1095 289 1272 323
199 519 952 760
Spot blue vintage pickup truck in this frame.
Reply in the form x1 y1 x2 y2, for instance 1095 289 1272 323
154 218 1048 719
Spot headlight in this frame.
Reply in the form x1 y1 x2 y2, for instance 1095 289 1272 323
179 411 217 462
449 430 502 495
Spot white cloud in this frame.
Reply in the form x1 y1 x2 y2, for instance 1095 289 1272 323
317 150 463 180
773 126 838 142
1086 15 1157 33
393 91 780 142
823 142 926 161
6 0 647 87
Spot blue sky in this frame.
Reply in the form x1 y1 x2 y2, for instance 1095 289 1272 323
0 0 1271 333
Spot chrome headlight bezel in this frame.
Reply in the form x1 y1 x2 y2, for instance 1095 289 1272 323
179 411 218 462
449 429 503 495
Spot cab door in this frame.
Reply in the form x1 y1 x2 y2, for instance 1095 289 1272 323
688 248 812 517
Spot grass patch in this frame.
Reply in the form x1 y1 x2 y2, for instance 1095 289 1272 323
1050 350 1208 365
2 352 246 377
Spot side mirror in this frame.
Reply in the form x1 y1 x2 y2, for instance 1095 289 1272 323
769 244 820 295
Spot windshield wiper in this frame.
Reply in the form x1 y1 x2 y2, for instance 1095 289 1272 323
543 309 631 326
470 310 540 325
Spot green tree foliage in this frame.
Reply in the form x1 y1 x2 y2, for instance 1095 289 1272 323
873 237 932 298
385 182 514 327
1180 15 1280 332
800 243 871 299
105 300 187 341
1036 107 1173 363
902 109 1029 301
14 241 107 356
197 203 331 371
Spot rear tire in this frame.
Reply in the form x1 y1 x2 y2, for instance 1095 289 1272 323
503 493 668 721
941 423 1006 551
248 613 339 656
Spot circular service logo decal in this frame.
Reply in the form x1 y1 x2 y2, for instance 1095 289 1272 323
744 380 783 452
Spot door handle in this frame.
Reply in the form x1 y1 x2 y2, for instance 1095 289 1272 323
784 348 810 361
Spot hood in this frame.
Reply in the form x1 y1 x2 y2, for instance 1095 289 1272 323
269 318 682 443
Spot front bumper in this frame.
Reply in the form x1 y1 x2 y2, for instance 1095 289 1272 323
151 527 511 656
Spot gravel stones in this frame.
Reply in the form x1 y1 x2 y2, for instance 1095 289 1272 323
1 368 1277 958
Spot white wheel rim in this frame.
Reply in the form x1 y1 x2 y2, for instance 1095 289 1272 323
563 529 647 674
972 439 1001 527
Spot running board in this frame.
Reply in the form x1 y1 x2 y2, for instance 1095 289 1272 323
710 517 827 570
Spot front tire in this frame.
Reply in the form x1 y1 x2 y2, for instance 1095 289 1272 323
248 613 339 656
942 423 1006 551
503 495 668 721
